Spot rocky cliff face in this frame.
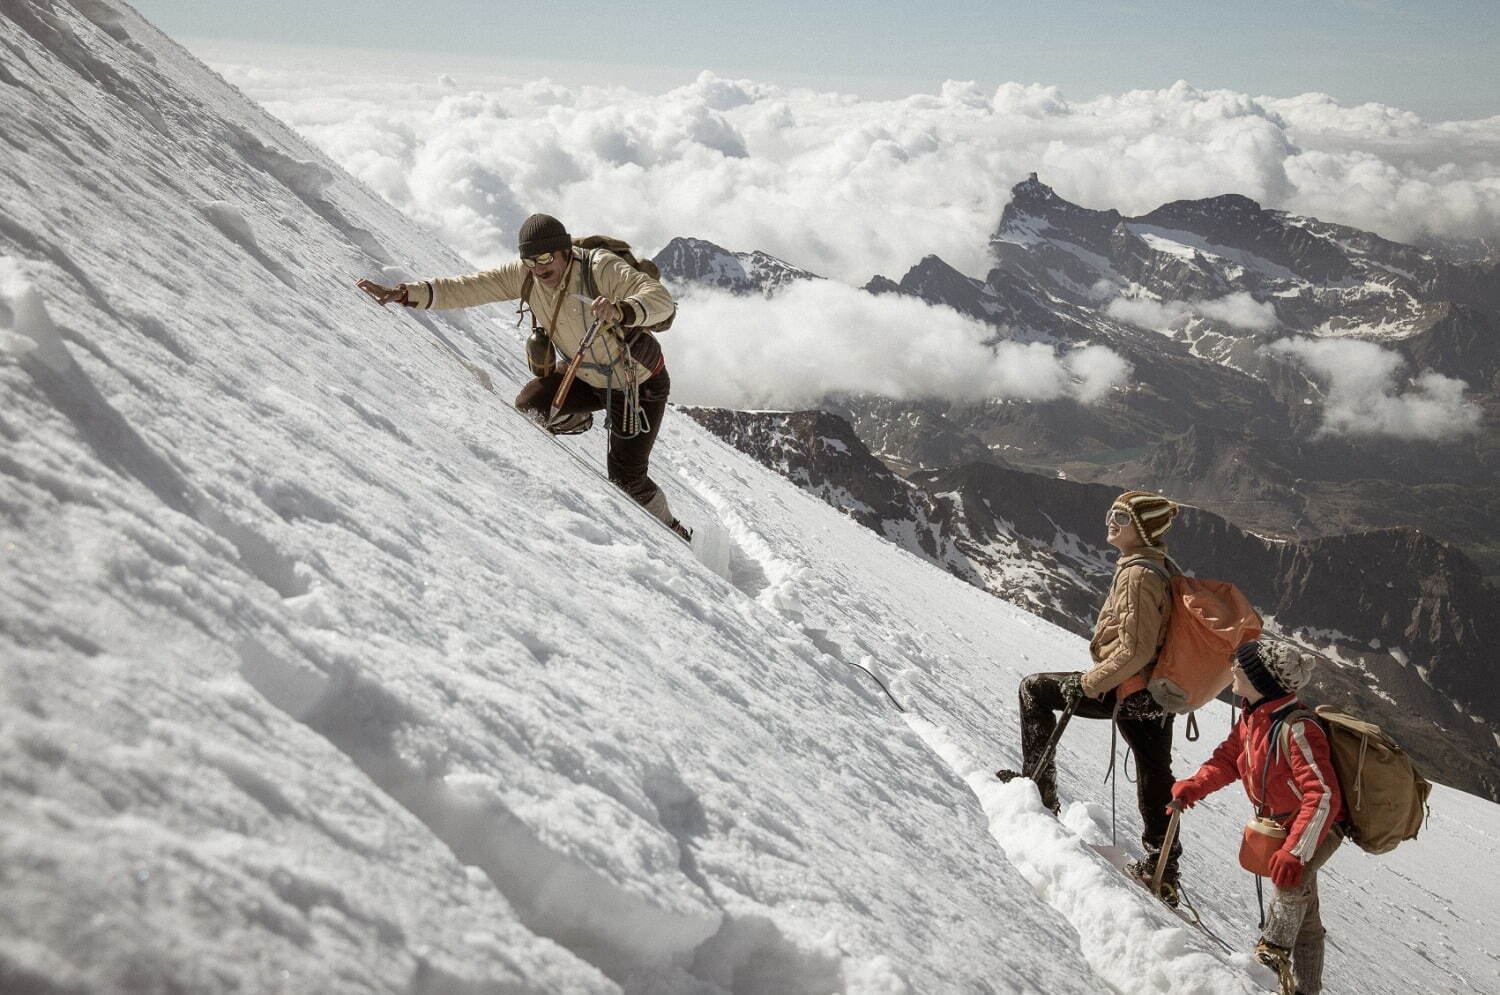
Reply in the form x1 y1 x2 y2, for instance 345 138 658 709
678 408 1110 634
676 406 961 567
688 406 1500 801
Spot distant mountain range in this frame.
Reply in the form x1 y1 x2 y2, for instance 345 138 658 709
658 180 1500 800
657 177 1500 586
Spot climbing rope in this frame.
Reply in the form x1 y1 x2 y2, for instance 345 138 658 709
1176 881 1235 953
843 659 906 713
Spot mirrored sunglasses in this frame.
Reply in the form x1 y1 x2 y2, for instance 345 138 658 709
522 251 557 268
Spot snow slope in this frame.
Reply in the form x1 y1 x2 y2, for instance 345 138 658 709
1 3 1496 993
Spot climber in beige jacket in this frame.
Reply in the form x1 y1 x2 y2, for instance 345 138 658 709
358 213 689 542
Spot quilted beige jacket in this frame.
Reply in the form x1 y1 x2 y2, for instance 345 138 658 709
1082 548 1173 699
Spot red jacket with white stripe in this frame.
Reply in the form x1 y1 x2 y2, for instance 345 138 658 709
1179 694 1347 863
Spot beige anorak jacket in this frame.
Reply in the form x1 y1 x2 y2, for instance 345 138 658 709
406 248 675 390
1082 547 1173 700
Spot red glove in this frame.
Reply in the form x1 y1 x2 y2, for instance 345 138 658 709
1167 780 1206 813
1268 849 1305 888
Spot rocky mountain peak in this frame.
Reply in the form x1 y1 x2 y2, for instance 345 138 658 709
653 236 821 296
995 174 1123 237
896 255 986 304
1149 192 1266 222
1010 172 1055 205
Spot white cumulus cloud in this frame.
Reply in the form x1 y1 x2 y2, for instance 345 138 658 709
1265 336 1483 440
663 282 1131 410
203 45 1500 286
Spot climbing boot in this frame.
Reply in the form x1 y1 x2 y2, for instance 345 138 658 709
1254 939 1295 994
1126 856 1181 908
994 769 1059 815
546 411 594 435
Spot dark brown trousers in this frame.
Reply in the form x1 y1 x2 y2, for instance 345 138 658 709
514 369 671 510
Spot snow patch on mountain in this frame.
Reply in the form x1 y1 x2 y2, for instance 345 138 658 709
1125 224 1306 283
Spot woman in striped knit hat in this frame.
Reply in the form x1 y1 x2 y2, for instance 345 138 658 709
998 490 1186 902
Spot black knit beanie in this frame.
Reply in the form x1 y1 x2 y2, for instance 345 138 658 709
517 214 571 257
1235 641 1287 700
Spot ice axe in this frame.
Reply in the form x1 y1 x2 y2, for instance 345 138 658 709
1152 806 1182 898
548 314 613 428
1027 695 1081 781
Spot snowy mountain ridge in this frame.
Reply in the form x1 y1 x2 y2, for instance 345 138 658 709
2 3 1497 994
992 174 1500 332
653 236 822 297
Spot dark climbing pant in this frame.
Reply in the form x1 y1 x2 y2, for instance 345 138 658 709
1017 671 1182 868
515 369 671 511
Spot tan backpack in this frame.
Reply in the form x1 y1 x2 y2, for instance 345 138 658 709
1123 558 1262 714
1278 706 1432 854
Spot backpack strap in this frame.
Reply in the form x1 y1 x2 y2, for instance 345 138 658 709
580 246 647 346
1260 699 1320 816
1259 704 1317 816
581 245 598 301
1119 556 1172 584
518 251 581 333
1273 706 1318 758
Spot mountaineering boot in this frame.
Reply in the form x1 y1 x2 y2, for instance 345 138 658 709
994 769 1060 815
1254 939 1295 995
546 410 594 435
1125 856 1181 908
669 519 693 544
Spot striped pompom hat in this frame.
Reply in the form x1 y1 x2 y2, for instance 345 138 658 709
1112 490 1178 547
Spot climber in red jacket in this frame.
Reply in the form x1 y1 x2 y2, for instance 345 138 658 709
1168 640 1346 995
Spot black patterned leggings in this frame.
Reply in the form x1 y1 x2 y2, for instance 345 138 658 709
1018 671 1181 865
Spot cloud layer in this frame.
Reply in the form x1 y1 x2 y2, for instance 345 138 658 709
1106 291 1279 333
205 47 1492 431
664 282 1130 410
1266 337 1483 440
208 48 1500 286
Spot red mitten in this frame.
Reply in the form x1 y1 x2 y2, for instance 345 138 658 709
1169 780 1206 811
1268 849 1304 888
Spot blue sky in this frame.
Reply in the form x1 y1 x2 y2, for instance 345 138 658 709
133 0 1497 120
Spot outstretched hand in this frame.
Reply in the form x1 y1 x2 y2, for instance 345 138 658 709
356 279 408 308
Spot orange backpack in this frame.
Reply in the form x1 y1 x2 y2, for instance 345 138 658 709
1123 558 1263 714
